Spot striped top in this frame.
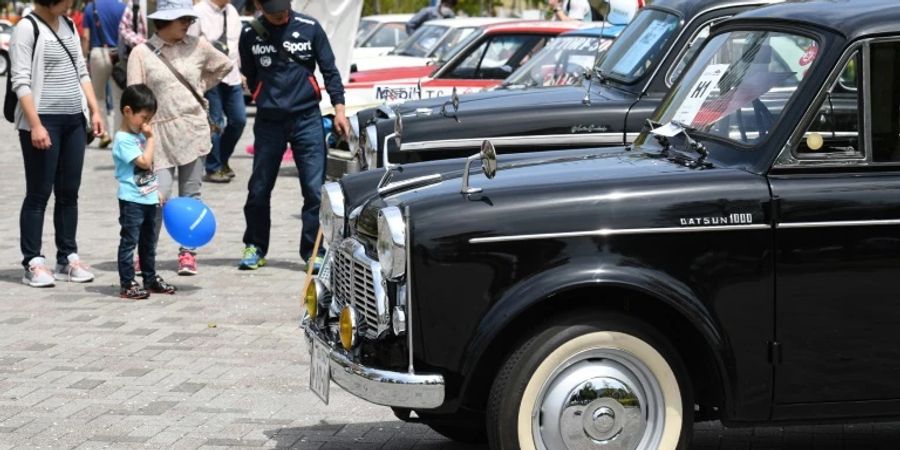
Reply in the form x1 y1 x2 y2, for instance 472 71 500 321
37 25 85 115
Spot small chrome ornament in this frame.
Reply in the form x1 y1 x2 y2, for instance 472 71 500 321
461 140 498 195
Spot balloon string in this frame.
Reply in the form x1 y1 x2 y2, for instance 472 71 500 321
190 208 208 231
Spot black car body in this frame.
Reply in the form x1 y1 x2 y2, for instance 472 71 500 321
305 0 897 448
333 0 783 179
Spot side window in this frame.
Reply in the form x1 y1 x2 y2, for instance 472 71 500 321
668 21 716 85
869 42 900 163
448 35 543 80
795 52 862 158
364 23 407 48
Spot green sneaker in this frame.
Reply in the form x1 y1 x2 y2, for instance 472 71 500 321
239 245 266 270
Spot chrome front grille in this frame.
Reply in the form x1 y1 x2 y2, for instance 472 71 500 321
331 239 387 338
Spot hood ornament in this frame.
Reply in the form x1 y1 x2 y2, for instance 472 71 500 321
461 140 498 195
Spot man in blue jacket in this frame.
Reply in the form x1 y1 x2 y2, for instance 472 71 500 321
237 0 349 271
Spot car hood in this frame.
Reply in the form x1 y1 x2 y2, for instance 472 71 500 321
392 83 638 143
351 56 433 74
350 148 765 242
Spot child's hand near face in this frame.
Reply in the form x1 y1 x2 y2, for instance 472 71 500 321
141 122 154 139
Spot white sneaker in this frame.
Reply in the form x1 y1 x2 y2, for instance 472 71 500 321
23 257 55 287
54 253 95 283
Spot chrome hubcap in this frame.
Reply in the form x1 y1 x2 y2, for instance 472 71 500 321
533 350 665 450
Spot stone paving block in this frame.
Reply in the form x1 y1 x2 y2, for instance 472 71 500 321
69 378 106 390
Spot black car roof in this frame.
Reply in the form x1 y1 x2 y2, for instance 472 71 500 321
732 0 900 41
648 0 784 19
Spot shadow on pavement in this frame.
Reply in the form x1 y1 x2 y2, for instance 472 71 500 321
264 421 489 449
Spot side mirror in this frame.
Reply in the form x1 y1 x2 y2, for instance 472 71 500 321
440 87 462 123
461 140 499 194
481 140 497 179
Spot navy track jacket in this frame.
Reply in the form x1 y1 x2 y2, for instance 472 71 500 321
239 12 345 119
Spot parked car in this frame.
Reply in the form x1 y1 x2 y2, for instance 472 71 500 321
340 0 783 178
304 0 890 447
0 20 11 76
351 17 512 73
352 14 413 64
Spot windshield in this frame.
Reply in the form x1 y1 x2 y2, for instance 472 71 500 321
431 27 478 62
356 20 378 46
391 24 449 57
505 35 614 88
598 9 680 84
656 30 820 146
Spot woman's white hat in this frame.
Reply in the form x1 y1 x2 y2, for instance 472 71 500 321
147 0 199 21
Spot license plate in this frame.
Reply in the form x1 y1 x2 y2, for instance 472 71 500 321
317 250 333 283
310 338 331 404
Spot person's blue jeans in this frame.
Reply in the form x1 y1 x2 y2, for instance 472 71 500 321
19 113 86 268
205 83 247 173
243 107 325 261
117 200 159 285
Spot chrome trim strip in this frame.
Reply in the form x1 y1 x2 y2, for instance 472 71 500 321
400 133 626 152
304 324 445 409
469 224 770 244
778 219 900 229
404 206 414 374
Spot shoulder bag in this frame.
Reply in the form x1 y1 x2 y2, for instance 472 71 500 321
4 15 38 123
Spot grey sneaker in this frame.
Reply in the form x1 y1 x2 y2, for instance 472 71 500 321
22 257 55 287
54 253 95 283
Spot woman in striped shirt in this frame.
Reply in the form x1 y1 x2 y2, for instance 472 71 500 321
10 0 105 287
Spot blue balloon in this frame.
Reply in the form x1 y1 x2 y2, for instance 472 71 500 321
162 197 217 248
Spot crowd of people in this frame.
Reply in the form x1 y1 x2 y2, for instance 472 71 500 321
8 0 348 298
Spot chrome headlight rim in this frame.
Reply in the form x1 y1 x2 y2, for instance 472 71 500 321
348 115 361 157
363 124 378 170
376 206 406 280
320 182 346 247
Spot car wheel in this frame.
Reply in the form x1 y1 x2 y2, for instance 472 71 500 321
487 312 694 450
0 51 9 76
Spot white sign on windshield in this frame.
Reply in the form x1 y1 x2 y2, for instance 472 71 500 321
671 64 730 125
611 19 670 76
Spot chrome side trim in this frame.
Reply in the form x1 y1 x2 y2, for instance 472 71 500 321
304 324 445 409
778 219 900 229
404 206 414 374
469 224 770 244
400 133 626 152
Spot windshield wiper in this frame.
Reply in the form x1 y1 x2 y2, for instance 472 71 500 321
670 121 710 162
648 120 711 168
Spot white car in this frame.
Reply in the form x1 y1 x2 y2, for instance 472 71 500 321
352 14 413 63
352 17 513 72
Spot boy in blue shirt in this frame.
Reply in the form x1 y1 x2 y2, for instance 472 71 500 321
113 85 176 299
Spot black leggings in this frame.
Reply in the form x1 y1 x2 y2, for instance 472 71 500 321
19 113 86 268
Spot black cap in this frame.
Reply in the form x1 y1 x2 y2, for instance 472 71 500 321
259 0 290 14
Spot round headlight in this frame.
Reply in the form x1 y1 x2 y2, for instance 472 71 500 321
305 279 318 318
348 115 360 157
319 182 345 247
339 306 358 350
376 206 406 280
363 124 378 170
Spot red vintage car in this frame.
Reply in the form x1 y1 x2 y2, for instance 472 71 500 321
340 20 589 112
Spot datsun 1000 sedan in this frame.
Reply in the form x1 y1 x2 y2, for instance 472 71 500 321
304 0 900 448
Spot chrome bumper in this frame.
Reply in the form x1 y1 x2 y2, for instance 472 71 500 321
326 148 360 181
303 322 445 409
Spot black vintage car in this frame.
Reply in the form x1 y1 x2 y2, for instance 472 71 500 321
305 0 897 448
333 0 784 178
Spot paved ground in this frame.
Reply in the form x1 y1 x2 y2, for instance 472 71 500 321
3 108 900 449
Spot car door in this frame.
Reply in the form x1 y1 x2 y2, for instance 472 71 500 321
769 40 900 415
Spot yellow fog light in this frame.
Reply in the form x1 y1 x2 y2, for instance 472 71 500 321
305 280 318 318
339 306 359 350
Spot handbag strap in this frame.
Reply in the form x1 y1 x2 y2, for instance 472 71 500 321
145 41 208 112
31 14 81 79
218 10 227 45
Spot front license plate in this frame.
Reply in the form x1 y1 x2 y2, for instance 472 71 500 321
310 338 330 404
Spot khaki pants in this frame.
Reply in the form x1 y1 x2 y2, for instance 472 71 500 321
89 47 122 136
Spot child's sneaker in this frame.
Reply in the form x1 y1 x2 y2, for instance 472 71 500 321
177 250 197 276
238 245 266 270
54 253 95 283
22 257 55 287
120 280 149 300
146 275 176 294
